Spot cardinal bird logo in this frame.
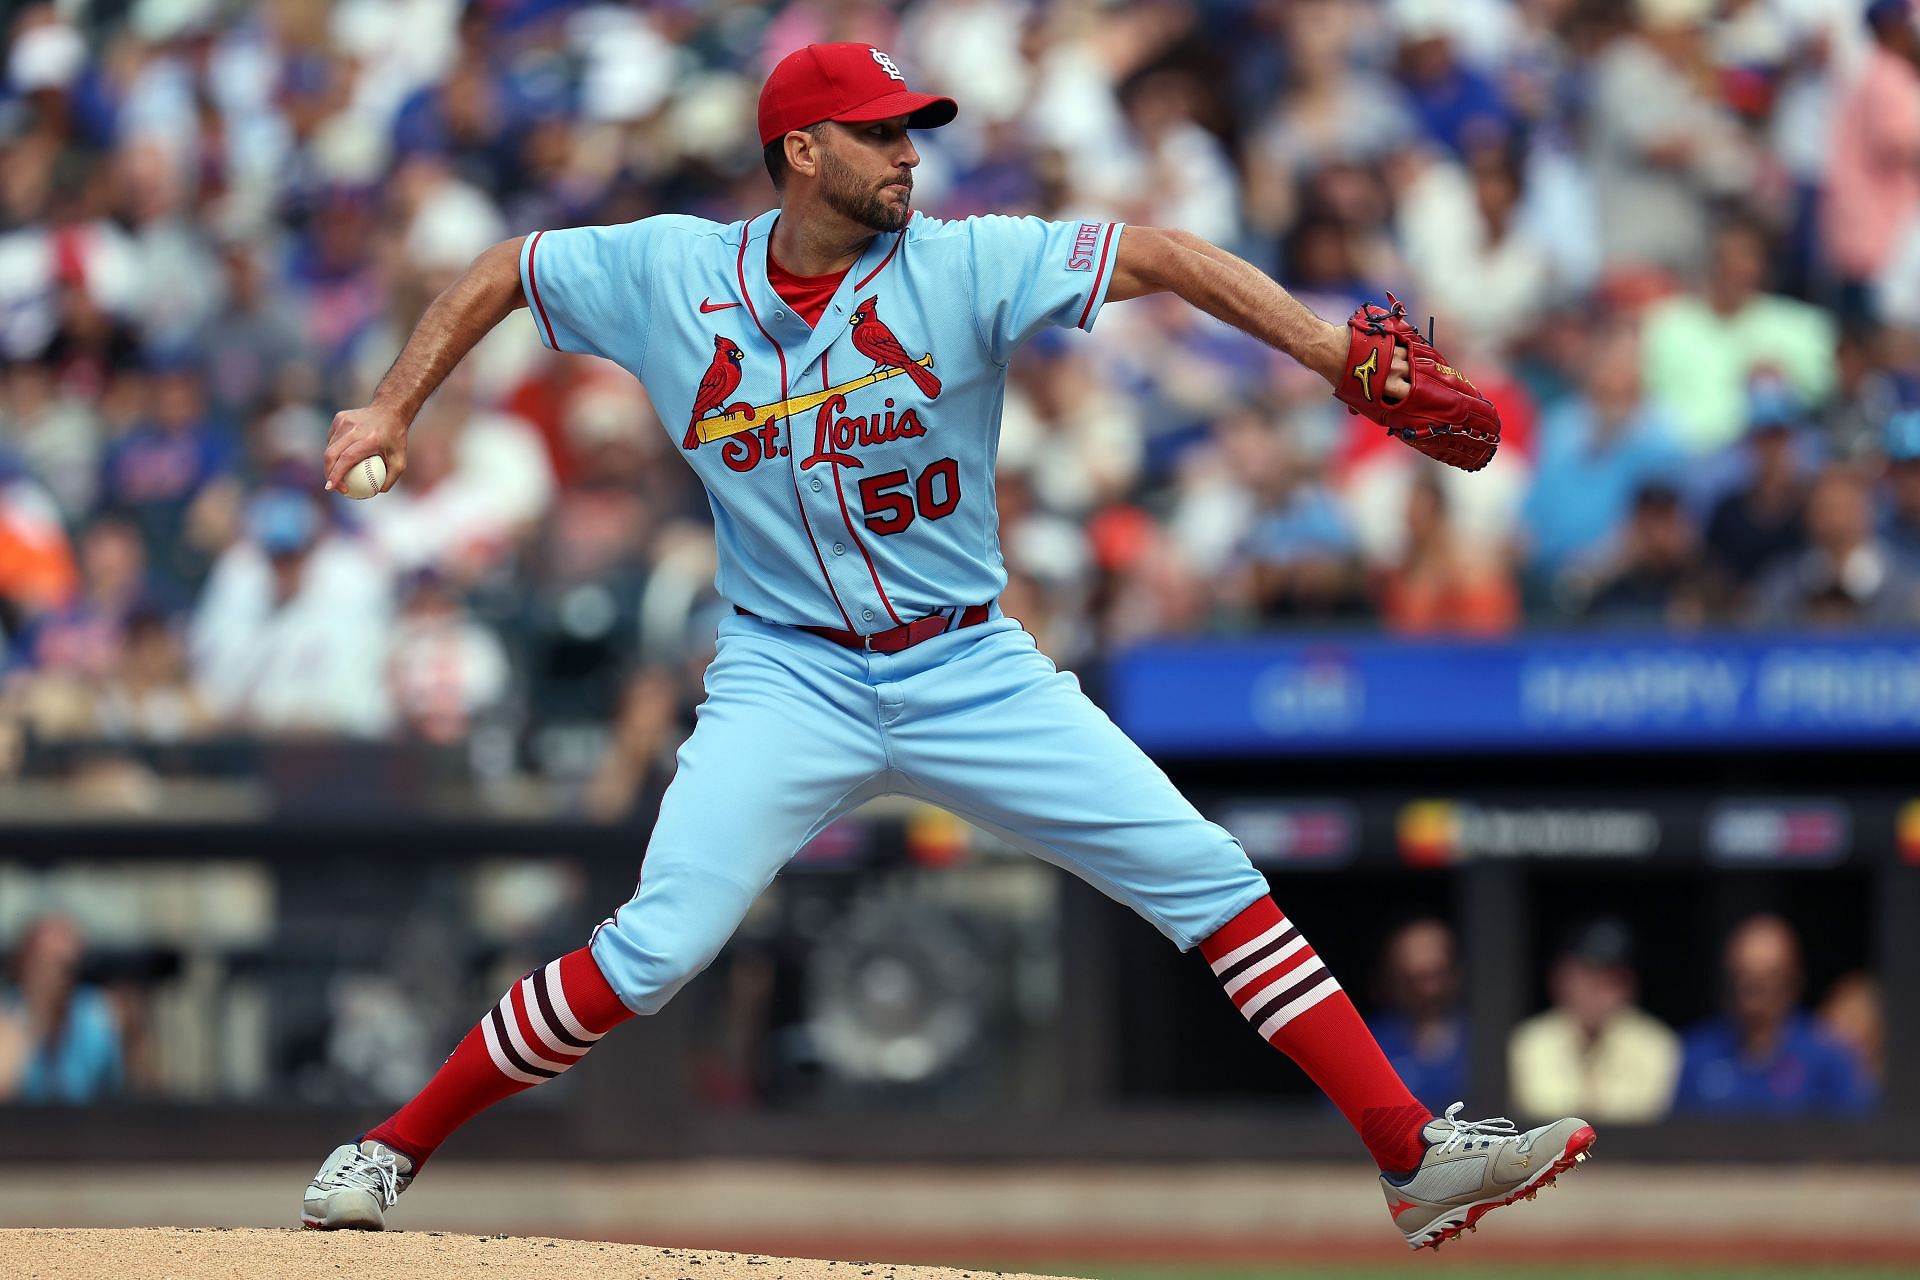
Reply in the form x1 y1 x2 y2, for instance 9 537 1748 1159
849 297 941 400
685 334 752 449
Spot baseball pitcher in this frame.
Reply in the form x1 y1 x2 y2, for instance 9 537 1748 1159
303 44 1582 1251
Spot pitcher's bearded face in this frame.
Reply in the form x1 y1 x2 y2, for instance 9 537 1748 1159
816 120 916 233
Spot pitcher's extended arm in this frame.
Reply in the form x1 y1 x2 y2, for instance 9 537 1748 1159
1107 226 1502 472
1105 226 1407 392
323 235 529 493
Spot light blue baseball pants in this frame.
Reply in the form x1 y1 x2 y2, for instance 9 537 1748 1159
588 611 1269 1014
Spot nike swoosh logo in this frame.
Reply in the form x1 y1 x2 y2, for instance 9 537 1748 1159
699 298 740 313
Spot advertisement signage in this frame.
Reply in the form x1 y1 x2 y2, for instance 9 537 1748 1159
1113 634 1920 755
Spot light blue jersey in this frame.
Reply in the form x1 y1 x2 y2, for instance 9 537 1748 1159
518 206 1266 1014
520 209 1122 632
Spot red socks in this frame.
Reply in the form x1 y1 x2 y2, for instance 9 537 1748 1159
364 912 1427 1175
1201 897 1432 1175
366 947 633 1166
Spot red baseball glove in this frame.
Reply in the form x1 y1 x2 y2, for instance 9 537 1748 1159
1332 293 1500 472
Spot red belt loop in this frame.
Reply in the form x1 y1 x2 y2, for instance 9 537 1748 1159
735 603 993 653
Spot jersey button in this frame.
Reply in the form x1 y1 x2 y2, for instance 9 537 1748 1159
810 478 823 492
832 542 846 556
861 609 875 622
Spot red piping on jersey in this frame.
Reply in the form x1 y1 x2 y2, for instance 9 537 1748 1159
821 354 904 627
736 229 856 631
1077 223 1118 331
852 231 904 293
526 230 559 349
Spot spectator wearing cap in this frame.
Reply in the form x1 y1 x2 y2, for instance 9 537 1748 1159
1642 217 1837 454
188 487 394 736
1750 463 1920 626
1824 0 1920 303
1701 379 1811 614
1880 408 1920 560
1674 914 1875 1116
1237 444 1369 625
1519 320 1684 596
1508 921 1681 1123
8 19 86 114
1581 481 1707 626
1391 0 1514 158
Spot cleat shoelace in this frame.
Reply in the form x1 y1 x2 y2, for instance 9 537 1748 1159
324 1145 400 1209
1431 1102 1519 1156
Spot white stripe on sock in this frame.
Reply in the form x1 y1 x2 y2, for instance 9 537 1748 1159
543 959 605 1043
1209 921 1286 974
1239 954 1326 1021
1224 934 1312 999
480 1007 550 1085
521 976 590 1058
1255 975 1342 1040
499 994 574 1075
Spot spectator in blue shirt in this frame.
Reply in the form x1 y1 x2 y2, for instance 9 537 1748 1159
1521 321 1686 595
1393 2 1514 158
1238 423 1370 623
1368 918 1468 1113
0 916 124 1104
97 359 236 599
1699 378 1813 615
1673 915 1876 1117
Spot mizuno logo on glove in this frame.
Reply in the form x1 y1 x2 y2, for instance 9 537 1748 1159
1332 294 1501 473
1352 349 1378 401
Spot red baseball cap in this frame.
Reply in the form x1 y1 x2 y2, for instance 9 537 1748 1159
758 43 957 148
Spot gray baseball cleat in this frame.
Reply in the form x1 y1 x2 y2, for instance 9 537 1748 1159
301 1139 414 1230
1380 1103 1595 1250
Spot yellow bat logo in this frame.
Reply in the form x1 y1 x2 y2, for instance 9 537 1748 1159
1352 349 1379 402
693 354 935 445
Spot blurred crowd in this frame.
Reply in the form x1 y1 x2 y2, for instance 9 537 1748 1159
7 902 1880 1116
1370 911 1881 1121
4 0 1920 775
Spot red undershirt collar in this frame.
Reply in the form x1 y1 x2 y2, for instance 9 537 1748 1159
766 251 851 328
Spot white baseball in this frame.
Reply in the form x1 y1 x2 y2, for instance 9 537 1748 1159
339 454 388 500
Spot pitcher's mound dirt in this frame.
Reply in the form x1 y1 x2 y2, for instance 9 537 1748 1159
6 1228 1078 1280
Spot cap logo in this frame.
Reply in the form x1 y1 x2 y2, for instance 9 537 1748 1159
870 48 904 81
